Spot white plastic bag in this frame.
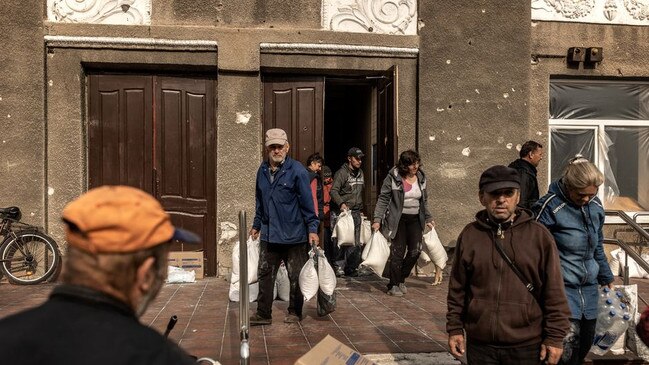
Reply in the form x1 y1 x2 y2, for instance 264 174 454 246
275 263 290 301
422 227 448 270
232 236 260 284
299 251 319 301
317 249 337 296
166 265 196 283
361 232 374 261
360 218 372 245
333 210 355 246
615 249 649 278
229 281 259 302
360 232 390 276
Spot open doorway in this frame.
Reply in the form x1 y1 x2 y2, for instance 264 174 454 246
262 71 396 217
323 79 375 216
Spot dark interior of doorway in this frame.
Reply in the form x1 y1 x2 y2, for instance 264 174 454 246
323 79 375 216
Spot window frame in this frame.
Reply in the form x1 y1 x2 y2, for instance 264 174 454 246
548 118 649 224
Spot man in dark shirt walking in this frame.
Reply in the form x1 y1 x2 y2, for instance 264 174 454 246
509 140 544 210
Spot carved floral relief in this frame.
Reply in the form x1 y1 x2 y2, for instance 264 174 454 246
322 0 417 35
532 0 649 24
47 0 151 24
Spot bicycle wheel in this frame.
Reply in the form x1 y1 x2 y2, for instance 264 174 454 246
0 230 61 285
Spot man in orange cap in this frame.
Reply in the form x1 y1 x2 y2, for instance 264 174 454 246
0 186 201 365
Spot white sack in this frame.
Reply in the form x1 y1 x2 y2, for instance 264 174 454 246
615 249 649 279
317 249 337 296
360 232 390 276
231 236 260 284
422 227 447 270
360 218 372 245
229 281 259 302
333 210 355 246
361 232 374 261
275 263 290 301
299 253 319 301
166 265 196 283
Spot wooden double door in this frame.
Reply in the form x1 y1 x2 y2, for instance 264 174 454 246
263 71 397 196
88 74 217 276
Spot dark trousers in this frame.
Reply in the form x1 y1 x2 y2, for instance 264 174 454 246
386 214 422 288
467 341 542 365
256 241 309 319
323 225 335 265
559 317 597 365
334 210 362 275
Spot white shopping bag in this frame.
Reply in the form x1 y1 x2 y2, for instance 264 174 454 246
274 263 290 301
231 236 260 284
299 250 319 301
317 248 337 296
360 218 372 245
228 279 259 302
332 210 355 246
422 227 448 270
360 232 390 276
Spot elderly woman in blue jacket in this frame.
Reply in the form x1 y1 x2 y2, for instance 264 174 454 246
372 150 434 297
533 156 614 365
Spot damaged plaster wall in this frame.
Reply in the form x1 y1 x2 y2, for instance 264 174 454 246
418 1 531 247
530 21 649 193
0 1 45 228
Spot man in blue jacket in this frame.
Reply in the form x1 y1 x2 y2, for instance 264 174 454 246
249 128 320 325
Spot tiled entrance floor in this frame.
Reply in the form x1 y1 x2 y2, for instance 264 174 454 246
2 275 649 364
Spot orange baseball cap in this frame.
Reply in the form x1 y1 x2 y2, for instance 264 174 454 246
62 185 200 253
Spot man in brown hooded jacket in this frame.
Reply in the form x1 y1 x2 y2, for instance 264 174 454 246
446 165 570 365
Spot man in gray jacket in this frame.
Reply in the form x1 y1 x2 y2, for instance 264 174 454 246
330 147 365 276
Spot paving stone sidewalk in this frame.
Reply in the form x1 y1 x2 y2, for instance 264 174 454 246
2 274 648 364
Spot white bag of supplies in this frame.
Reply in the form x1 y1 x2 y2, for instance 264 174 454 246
317 248 337 296
332 210 355 246
299 251 319 301
231 236 260 284
360 232 390 276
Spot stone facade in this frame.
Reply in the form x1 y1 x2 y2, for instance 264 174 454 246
0 0 646 275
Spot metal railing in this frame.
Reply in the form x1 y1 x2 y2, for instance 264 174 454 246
238 211 249 365
605 210 649 306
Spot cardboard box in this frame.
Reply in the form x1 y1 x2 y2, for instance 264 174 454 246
168 251 204 279
294 335 376 365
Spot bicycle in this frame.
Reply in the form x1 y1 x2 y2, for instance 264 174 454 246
0 206 61 285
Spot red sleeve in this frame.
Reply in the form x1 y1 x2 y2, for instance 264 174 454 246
310 179 319 214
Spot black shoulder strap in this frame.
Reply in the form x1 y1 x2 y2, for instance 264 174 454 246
493 238 536 294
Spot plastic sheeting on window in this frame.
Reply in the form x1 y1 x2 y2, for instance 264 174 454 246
550 81 649 120
603 127 649 211
550 128 595 182
550 126 649 211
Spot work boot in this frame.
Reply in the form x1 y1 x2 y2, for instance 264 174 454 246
249 313 272 326
284 313 303 323
387 286 403 297
398 283 408 294
335 267 345 277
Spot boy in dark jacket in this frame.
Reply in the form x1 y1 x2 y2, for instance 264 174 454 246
330 147 365 276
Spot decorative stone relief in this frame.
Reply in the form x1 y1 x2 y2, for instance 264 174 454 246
532 0 649 24
322 0 417 35
47 0 151 25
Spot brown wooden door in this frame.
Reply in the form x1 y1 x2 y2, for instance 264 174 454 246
88 74 217 276
377 67 397 185
263 76 324 164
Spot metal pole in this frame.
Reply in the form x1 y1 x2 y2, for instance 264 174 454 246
238 210 249 365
